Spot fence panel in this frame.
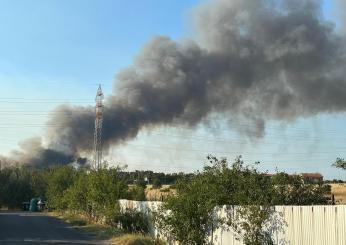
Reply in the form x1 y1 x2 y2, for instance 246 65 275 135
118 200 346 245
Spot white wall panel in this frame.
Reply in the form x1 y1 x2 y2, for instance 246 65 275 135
118 200 346 245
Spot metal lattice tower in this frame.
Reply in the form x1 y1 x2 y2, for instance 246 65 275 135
93 84 104 170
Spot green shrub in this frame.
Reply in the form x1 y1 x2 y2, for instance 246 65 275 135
136 179 147 189
128 186 147 201
152 178 162 189
119 208 149 234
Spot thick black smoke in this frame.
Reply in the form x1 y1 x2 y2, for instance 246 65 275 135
4 0 346 166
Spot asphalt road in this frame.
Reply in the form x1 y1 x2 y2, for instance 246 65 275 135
0 212 108 245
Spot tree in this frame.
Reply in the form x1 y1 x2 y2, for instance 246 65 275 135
30 169 48 199
128 185 147 201
64 170 89 215
332 158 346 170
46 166 76 210
271 173 330 205
87 167 128 225
152 177 162 189
228 205 285 245
136 179 147 189
156 155 330 244
0 166 35 209
156 173 218 244
156 156 278 245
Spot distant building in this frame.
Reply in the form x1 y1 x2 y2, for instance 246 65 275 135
300 173 323 183
263 172 324 183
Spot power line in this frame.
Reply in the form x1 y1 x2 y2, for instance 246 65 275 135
1 124 346 144
0 97 93 101
0 101 93 104
1 112 346 136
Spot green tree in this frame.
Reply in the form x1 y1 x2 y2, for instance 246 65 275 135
157 155 330 245
87 167 128 225
0 167 34 209
30 169 48 199
128 185 147 201
152 177 162 189
271 173 330 205
155 156 236 244
228 205 285 245
64 170 90 215
46 166 76 210
332 158 346 170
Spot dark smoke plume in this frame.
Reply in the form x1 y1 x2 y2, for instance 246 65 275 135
4 0 346 166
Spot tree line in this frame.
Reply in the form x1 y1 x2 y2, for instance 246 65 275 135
0 165 189 210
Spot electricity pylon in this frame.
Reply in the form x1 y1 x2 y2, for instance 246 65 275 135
93 84 104 170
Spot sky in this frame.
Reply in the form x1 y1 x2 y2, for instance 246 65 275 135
0 0 346 180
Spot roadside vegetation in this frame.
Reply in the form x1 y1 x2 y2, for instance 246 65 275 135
53 212 163 245
0 164 159 244
0 156 337 244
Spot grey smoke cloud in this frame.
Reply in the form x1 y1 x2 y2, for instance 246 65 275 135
8 137 74 167
4 0 346 166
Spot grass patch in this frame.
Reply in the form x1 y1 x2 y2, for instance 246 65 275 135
58 213 87 226
112 234 165 245
75 223 122 240
50 212 165 244
51 212 121 240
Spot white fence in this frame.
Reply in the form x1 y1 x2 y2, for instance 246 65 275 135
118 200 346 245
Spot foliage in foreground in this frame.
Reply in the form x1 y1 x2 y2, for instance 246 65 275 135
0 156 333 245
156 156 330 245
118 208 149 234
228 205 286 245
0 166 46 209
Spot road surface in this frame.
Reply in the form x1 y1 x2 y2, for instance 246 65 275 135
0 212 108 245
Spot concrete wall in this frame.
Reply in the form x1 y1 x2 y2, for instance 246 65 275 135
118 200 346 245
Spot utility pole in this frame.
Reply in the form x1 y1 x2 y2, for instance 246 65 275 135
93 84 104 170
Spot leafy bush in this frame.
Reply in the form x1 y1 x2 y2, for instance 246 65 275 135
0 166 35 209
128 186 147 201
118 208 149 234
46 166 77 211
228 205 286 245
49 165 128 226
152 178 162 189
136 179 147 189
86 167 128 225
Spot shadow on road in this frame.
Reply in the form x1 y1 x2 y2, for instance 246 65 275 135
0 212 108 245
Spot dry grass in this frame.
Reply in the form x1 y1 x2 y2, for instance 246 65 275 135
145 185 175 201
330 183 346 204
51 212 165 244
51 212 122 240
112 234 165 245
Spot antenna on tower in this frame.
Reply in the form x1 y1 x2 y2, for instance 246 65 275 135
93 84 104 170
